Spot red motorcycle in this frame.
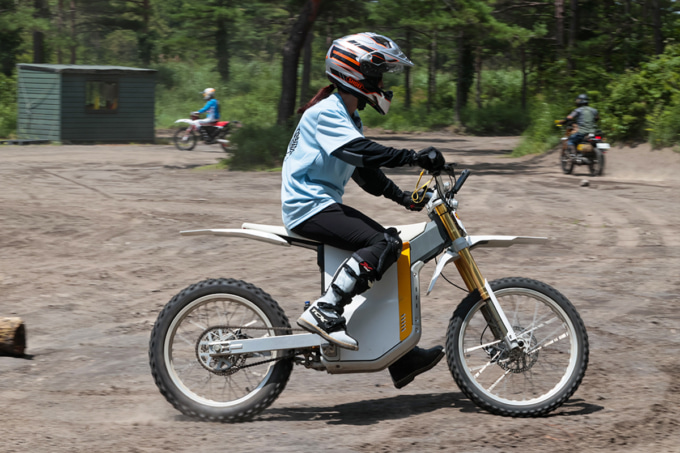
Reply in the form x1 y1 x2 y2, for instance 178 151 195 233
173 112 239 151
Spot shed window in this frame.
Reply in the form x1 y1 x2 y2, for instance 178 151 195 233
86 80 118 112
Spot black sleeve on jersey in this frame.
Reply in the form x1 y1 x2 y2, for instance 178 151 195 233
332 137 416 168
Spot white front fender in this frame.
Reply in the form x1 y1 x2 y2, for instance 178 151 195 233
174 119 195 126
426 235 547 295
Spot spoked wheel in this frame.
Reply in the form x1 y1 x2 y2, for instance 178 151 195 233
589 149 604 176
560 146 574 174
149 278 294 422
173 127 198 151
446 277 588 417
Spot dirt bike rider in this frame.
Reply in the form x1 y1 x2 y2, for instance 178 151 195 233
192 88 221 142
558 93 600 154
281 32 446 389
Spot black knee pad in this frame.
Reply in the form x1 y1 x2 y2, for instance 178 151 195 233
376 227 403 277
354 227 402 283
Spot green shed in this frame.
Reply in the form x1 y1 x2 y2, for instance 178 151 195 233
17 64 157 143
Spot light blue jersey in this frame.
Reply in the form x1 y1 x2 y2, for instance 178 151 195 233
281 93 364 229
198 98 220 121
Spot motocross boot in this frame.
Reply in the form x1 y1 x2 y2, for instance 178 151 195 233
388 345 445 389
297 256 371 351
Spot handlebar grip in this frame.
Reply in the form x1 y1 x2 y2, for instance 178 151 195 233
452 169 470 194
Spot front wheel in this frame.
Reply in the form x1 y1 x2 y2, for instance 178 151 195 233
149 278 294 422
446 277 589 417
560 146 574 174
589 149 605 176
173 127 198 151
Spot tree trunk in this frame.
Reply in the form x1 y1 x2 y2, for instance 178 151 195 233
57 0 63 64
567 0 578 73
427 31 437 115
404 28 412 110
33 0 49 63
455 34 474 125
299 30 313 108
652 0 664 55
455 33 464 125
70 0 77 63
555 0 564 51
277 0 321 126
475 46 482 110
137 0 152 66
0 317 26 357
520 44 527 111
216 16 230 81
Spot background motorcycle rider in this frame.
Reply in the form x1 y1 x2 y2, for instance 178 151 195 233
193 88 221 142
281 32 446 389
559 93 600 154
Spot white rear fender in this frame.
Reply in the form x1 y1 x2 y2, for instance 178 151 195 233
426 235 547 294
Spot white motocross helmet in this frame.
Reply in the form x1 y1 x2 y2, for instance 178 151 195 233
202 88 215 100
325 32 413 115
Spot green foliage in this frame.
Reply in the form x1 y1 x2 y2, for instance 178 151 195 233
598 44 680 146
0 74 17 138
223 123 293 170
154 58 281 129
647 94 680 148
512 97 566 156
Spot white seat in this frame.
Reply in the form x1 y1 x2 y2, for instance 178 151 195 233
241 222 428 243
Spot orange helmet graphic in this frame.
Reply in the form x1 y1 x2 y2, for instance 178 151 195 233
326 32 413 115
202 88 216 100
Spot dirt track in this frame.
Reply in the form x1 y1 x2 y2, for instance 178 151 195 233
1 134 679 452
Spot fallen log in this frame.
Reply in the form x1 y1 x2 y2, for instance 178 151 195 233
0 317 26 356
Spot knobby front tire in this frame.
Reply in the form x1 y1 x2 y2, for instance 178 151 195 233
173 127 198 151
149 278 294 422
446 277 589 417
560 147 574 174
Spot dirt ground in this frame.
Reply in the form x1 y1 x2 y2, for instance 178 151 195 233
1 133 679 453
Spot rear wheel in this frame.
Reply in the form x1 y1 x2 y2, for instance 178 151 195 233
217 127 231 151
173 127 198 151
446 277 589 417
560 147 574 174
589 149 604 176
149 278 294 422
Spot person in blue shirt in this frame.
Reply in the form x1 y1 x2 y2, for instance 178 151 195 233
282 32 445 389
193 88 221 142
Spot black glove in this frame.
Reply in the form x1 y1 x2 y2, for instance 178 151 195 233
415 146 445 172
399 189 431 212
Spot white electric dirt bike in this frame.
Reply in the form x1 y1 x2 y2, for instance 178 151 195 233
149 164 589 422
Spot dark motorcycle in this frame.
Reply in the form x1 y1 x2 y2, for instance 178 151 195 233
555 120 609 176
173 112 240 152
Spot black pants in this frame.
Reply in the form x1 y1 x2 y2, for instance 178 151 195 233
291 203 400 279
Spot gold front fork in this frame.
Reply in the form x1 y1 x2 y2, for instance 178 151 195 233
434 203 515 343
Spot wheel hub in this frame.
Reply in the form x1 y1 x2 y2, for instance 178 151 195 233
486 326 539 373
195 327 247 376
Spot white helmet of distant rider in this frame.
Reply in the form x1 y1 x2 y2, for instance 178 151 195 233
325 32 413 115
202 88 216 100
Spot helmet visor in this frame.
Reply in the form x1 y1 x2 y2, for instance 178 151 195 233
358 51 412 77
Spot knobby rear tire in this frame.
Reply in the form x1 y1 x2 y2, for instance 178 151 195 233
589 149 604 176
149 278 293 422
446 277 589 417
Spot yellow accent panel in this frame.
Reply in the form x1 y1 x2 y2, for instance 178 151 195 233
397 243 412 341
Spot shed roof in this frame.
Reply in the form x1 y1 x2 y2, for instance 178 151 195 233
17 64 157 74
